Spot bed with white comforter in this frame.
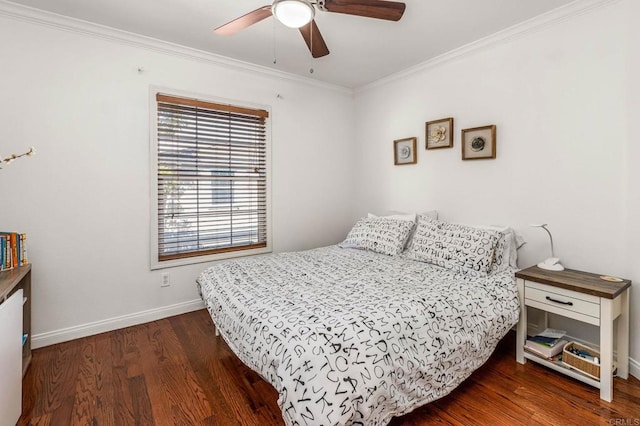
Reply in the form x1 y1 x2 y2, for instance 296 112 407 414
197 243 520 425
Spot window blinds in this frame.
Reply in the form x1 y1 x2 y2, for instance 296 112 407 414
156 94 268 261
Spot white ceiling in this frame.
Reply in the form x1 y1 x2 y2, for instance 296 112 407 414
8 0 575 88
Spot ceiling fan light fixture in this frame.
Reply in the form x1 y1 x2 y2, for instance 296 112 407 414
272 0 315 29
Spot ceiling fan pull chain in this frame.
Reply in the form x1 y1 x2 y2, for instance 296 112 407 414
308 19 314 73
273 17 278 64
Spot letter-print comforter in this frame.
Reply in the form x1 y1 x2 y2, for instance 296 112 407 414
197 245 520 425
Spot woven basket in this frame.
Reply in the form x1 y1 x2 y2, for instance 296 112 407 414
562 342 600 380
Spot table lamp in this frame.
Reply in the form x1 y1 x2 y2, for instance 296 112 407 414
530 224 564 271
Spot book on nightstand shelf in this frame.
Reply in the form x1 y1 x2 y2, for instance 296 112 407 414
524 328 568 359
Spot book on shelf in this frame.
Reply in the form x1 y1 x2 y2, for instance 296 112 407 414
529 335 561 347
525 339 568 359
525 328 568 359
0 231 28 271
529 328 566 346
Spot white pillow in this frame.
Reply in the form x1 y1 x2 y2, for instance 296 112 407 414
367 210 438 221
420 210 439 220
367 212 416 222
339 217 416 256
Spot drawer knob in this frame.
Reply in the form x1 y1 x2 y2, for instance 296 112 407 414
546 296 573 306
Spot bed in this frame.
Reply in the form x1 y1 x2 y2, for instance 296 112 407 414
197 215 521 425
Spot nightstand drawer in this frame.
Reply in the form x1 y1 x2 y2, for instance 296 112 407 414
525 281 600 320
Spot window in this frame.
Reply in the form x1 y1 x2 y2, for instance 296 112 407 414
152 92 270 267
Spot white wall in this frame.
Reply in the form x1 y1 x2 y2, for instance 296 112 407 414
353 0 638 370
0 13 355 345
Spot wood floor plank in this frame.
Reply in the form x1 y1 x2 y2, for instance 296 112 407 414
136 318 212 425
133 321 184 425
68 332 117 425
108 328 137 425
20 309 640 425
128 375 155 425
21 413 52 426
169 313 243 426
37 340 83 425
70 338 98 425
18 349 44 425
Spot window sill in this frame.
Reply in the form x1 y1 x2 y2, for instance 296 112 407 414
150 245 272 270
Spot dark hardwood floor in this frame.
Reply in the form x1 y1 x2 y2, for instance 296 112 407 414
20 309 640 425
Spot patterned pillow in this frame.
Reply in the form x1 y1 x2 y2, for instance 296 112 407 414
489 228 523 273
463 225 524 273
339 217 415 256
490 231 510 273
404 216 500 273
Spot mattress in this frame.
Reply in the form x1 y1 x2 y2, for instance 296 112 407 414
197 245 520 425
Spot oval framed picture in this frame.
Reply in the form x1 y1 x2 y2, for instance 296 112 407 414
461 125 496 160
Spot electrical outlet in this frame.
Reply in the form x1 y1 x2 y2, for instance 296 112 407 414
161 273 171 287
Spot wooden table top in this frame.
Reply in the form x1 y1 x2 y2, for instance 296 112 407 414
515 265 631 299
0 264 31 301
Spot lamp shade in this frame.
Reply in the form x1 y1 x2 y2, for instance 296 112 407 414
272 0 315 28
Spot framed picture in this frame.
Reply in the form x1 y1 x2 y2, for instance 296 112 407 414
394 137 417 165
426 117 454 149
461 125 496 160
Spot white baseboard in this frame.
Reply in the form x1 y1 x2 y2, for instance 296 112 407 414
630 357 640 380
31 299 205 349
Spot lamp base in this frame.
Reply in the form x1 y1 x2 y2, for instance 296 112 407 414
537 258 565 271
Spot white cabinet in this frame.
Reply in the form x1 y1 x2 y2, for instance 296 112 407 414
0 264 31 425
0 289 23 426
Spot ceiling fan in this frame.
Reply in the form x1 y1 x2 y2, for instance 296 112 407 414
214 0 406 58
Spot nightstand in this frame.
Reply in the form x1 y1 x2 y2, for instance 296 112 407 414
515 266 631 402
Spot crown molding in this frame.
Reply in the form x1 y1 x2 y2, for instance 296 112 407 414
0 0 352 95
0 0 620 96
355 0 621 94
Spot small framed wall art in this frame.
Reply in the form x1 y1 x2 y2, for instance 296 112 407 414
426 117 454 149
461 125 496 160
394 137 417 165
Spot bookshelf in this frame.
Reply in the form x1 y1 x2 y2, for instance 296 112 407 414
0 264 31 425
0 263 32 375
523 349 612 389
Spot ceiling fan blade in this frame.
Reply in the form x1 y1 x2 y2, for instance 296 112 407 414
214 5 273 35
299 20 330 58
323 0 405 21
